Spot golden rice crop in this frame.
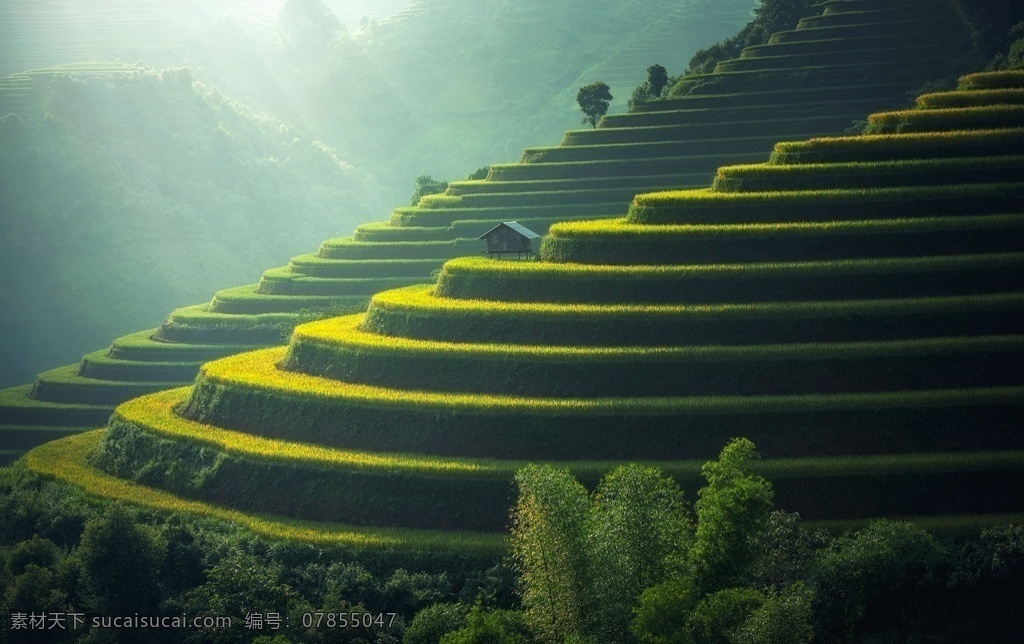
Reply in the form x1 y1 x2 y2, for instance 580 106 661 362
198 345 1024 415
915 89 1024 109
547 214 1024 239
115 388 508 476
25 431 507 553
111 390 1024 483
369 283 1024 322
715 156 1024 180
167 304 305 327
959 71 1024 90
439 252 1024 280
294 312 1024 363
630 181 1024 208
770 128 1024 157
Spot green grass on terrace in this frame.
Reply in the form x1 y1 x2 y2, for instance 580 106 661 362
360 285 1024 347
29 364 175 405
519 134 786 164
156 304 311 345
547 214 1024 239
163 304 306 329
106 329 259 363
285 255 444 278
367 284 1024 325
210 284 370 315
675 56 950 97
436 253 1024 304
740 32 945 59
712 156 1024 192
284 314 1024 398
0 385 112 426
715 43 945 74
769 128 1024 163
192 347 1024 416
107 389 1024 500
560 115 851 147
351 223 450 243
117 389 509 478
446 173 704 196
26 430 507 554
863 105 1024 135
915 89 1024 109
485 153 765 182
77 349 199 382
634 82 913 114
295 313 1024 364
30 428 1024 539
959 71 1024 90
316 237 480 260
541 217 1024 266
767 15 959 45
444 186 668 207
388 201 624 228
626 182 1024 225
796 6 930 30
176 348 1024 466
438 252 1024 281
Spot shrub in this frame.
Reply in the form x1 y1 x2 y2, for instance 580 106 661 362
411 175 449 206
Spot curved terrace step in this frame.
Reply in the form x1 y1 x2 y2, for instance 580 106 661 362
622 182 1024 226
541 214 1024 265
82 391 1024 532
360 285 1024 347
170 348 1024 467
284 314 1024 398
711 156 1024 192
28 365 176 406
208 284 371 315
432 253 1024 303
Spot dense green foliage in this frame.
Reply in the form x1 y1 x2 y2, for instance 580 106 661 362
0 461 516 643
628 64 670 110
407 442 1024 644
6 443 1023 642
577 82 614 129
677 0 816 83
410 176 450 206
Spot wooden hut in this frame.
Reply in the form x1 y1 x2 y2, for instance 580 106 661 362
477 221 541 259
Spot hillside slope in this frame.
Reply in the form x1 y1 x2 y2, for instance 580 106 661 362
0 0 980 464
27 70 1024 548
0 64 380 388
0 0 754 388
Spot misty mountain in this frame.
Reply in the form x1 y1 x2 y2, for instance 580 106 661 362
0 66 383 386
0 0 754 384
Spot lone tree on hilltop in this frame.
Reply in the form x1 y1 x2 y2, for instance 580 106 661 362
577 81 613 128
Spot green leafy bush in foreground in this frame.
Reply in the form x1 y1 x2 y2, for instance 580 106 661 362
409 440 1024 644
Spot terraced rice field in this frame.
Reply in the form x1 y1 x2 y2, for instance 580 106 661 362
0 0 978 464
25 69 1024 548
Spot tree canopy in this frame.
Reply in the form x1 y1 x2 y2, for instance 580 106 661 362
577 81 613 128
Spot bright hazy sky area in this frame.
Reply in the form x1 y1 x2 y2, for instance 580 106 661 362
240 0 414 26
0 0 415 75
